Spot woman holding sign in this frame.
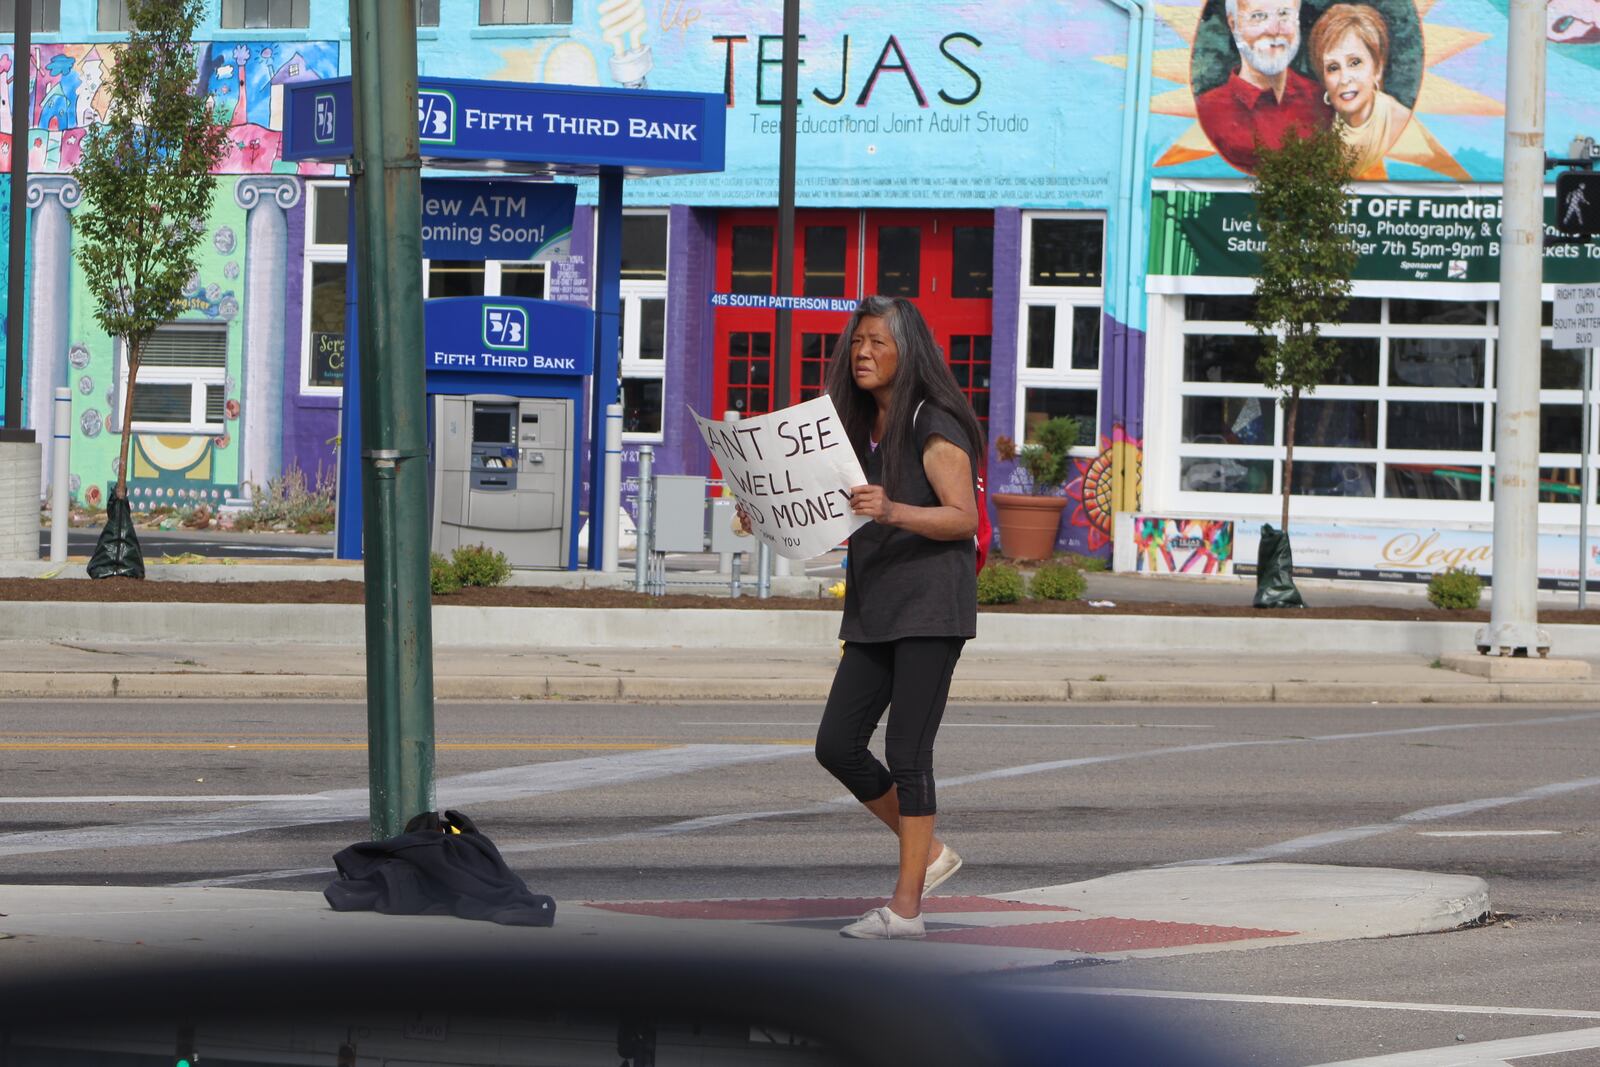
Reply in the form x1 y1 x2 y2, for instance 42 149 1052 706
820 295 984 940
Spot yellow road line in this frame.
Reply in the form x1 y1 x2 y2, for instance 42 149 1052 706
0 742 680 752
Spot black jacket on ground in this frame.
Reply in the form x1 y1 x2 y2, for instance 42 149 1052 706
324 814 556 927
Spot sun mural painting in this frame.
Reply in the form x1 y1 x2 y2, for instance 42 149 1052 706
1105 0 1503 180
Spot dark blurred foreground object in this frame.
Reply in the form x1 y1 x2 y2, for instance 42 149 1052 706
325 808 555 926
1253 523 1305 609
86 487 144 579
0 951 1247 1067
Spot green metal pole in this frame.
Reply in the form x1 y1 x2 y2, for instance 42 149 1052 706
349 0 435 838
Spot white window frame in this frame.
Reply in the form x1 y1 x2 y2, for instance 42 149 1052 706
1016 211 1104 457
300 181 349 397
616 208 669 444
219 0 310 30
121 323 228 436
1147 291 1600 526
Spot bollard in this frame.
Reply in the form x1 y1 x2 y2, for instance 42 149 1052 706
50 387 70 563
718 409 741 575
757 540 771 600
602 402 622 573
634 444 653 594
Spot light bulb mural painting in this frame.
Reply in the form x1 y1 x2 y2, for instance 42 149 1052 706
599 0 654 87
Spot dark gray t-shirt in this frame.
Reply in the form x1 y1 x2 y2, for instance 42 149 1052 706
839 403 978 643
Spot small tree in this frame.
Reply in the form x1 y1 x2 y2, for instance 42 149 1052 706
74 0 228 575
1249 126 1358 536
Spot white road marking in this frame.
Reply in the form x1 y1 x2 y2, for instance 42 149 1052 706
174 709 1600 886
1416 830 1563 837
0 745 805 860
1002 985 1600 1021
1172 775 1600 866
1307 1026 1600 1065
0 795 315 804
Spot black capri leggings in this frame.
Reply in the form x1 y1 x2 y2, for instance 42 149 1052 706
815 636 965 818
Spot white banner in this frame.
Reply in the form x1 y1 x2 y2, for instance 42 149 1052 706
1554 283 1600 351
692 396 869 560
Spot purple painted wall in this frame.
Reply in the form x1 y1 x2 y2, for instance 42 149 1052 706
281 190 339 488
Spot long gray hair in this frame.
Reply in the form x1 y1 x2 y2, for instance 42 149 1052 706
824 295 985 495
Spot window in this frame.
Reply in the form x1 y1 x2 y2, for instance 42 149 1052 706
0 0 61 31
617 211 668 438
124 325 228 433
219 0 310 30
417 0 440 26
479 0 573 24
1164 296 1600 519
97 0 131 30
1016 213 1104 450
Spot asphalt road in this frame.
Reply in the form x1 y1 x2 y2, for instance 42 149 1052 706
3 698 1598 1064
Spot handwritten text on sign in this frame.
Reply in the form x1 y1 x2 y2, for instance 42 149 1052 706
692 396 869 560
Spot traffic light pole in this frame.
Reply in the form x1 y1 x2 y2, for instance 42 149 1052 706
1478 0 1551 657
349 0 436 836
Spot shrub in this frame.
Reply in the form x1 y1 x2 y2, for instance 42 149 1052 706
451 543 512 588
1428 566 1483 610
235 463 337 534
1031 562 1087 601
977 562 1025 604
429 553 461 596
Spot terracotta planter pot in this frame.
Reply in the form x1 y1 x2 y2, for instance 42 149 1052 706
991 492 1069 561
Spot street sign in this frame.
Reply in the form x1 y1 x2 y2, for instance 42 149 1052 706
1555 170 1600 237
423 297 594 376
285 77 726 177
1554 283 1600 350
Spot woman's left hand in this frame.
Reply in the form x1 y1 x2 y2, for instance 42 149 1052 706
849 484 896 525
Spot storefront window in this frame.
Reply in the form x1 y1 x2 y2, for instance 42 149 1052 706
731 226 774 295
1162 295 1598 516
877 227 921 297
803 227 847 297
617 211 670 439
951 226 994 299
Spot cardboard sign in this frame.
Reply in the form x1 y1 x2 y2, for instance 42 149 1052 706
692 396 869 560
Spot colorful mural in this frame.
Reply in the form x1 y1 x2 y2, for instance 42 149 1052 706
1134 516 1235 574
64 177 250 506
0 41 339 174
1137 0 1600 181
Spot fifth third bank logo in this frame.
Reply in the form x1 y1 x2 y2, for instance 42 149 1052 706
484 305 529 351
417 90 455 144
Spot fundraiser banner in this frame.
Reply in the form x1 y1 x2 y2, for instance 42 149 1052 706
692 396 868 559
1148 187 1600 290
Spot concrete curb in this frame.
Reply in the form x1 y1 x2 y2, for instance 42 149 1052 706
6 601 1600 657
4 670 1597 703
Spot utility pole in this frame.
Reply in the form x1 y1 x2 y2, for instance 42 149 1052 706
1478 0 1551 657
1 0 32 442
349 0 436 836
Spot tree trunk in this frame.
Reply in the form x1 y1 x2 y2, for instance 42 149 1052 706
115 335 140 501
1282 387 1298 536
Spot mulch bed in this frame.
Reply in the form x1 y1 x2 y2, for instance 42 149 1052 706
5 577 1596 624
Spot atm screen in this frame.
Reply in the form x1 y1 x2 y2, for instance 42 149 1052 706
473 410 513 444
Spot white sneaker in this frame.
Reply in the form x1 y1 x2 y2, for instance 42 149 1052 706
838 905 926 940
922 845 963 897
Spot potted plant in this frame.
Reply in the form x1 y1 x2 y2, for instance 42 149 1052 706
992 415 1081 560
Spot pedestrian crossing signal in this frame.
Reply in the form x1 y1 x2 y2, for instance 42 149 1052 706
1555 170 1600 237
174 1023 197 1067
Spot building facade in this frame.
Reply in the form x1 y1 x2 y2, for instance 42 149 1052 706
2 0 1598 568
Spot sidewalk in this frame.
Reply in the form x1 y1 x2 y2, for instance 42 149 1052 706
4 550 1599 703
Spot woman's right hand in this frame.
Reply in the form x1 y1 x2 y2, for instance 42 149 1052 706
733 501 754 535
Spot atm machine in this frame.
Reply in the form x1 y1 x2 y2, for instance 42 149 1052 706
430 394 574 569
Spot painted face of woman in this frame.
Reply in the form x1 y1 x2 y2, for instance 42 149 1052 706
851 315 900 394
1320 29 1380 125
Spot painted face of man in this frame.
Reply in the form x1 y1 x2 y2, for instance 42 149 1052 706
1230 0 1302 78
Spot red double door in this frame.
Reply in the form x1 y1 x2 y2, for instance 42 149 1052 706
713 209 995 437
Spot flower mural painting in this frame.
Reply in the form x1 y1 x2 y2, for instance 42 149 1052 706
1548 0 1600 42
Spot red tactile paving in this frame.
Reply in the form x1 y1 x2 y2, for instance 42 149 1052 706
924 917 1296 952
586 895 1076 921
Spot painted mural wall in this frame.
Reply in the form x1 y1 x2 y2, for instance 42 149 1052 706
1149 0 1600 180
2 39 340 505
